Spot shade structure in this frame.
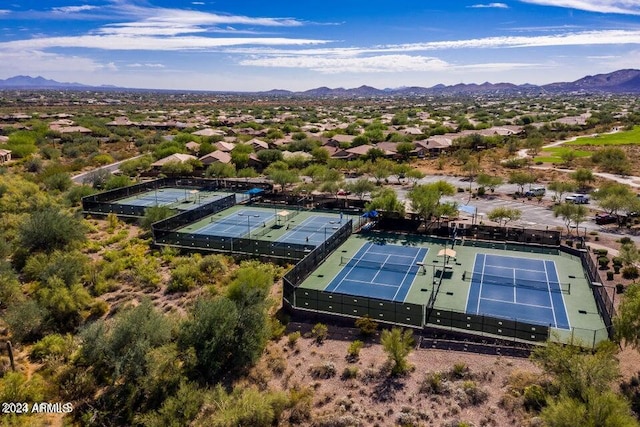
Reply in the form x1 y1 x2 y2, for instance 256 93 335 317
277 210 290 218
437 248 457 258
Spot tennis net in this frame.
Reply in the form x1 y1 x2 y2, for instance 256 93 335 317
289 224 342 233
209 217 271 227
252 218 279 237
462 270 570 294
340 256 425 275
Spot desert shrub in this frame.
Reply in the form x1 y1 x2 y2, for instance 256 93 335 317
606 271 614 280
341 366 359 380
620 237 633 245
311 323 328 344
594 248 608 256
622 266 640 280
346 340 364 362
523 384 547 411
616 283 625 294
287 331 301 348
355 316 378 337
310 362 336 379
420 372 448 395
29 333 75 362
612 257 624 267
450 363 469 380
598 256 609 269
461 380 489 406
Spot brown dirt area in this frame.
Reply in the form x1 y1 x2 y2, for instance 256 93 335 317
254 327 543 427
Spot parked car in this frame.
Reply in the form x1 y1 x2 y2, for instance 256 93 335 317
525 186 546 197
595 213 617 225
565 194 590 204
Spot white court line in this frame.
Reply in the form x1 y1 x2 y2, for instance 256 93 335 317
340 278 400 288
480 296 553 310
396 248 425 302
543 261 559 328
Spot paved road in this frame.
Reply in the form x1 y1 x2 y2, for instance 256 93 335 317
71 154 144 184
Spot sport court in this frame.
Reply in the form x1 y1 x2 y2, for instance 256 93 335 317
295 233 607 343
176 205 353 246
114 187 247 211
185 207 276 238
325 242 428 301
278 215 348 246
465 253 570 329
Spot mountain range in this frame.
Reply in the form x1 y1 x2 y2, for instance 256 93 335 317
1 69 640 96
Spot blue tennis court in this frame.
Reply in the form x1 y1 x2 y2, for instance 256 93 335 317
278 215 345 245
191 209 276 238
325 242 428 302
465 254 570 329
123 188 191 207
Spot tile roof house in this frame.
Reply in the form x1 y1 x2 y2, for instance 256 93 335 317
106 117 139 126
0 149 11 164
185 141 201 153
199 150 232 165
150 153 197 168
192 128 226 137
246 138 269 151
214 141 236 152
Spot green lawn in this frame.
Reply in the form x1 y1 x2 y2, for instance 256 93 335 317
567 126 640 146
534 147 591 164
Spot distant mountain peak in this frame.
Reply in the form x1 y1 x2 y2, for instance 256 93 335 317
1 69 639 96
0 75 87 88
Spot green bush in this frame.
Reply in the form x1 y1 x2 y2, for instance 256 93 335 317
346 340 364 361
622 266 640 280
616 283 625 294
613 257 624 267
29 333 75 362
594 249 608 256
287 331 301 348
598 256 609 269
311 323 328 344
523 384 547 411
341 366 359 380
355 316 378 337
607 271 614 281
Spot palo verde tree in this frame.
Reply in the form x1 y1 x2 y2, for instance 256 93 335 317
408 181 457 229
487 207 522 227
366 188 405 218
548 180 577 204
381 327 415 376
615 284 640 349
553 203 588 236
508 171 537 195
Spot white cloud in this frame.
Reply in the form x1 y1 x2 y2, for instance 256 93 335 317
0 50 117 75
519 0 640 15
127 63 166 68
377 29 640 51
469 3 510 8
228 29 640 58
0 35 329 51
0 10 10 15
52 5 98 14
241 54 450 73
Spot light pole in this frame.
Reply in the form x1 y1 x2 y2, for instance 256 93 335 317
239 213 260 238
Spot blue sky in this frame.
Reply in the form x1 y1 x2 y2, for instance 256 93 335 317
1 1 640 91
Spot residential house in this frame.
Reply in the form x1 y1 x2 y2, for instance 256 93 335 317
0 149 11 164
106 117 139 127
150 153 197 168
185 141 201 153
327 134 356 147
199 150 232 165
214 141 236 152
192 128 226 137
246 138 269 152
